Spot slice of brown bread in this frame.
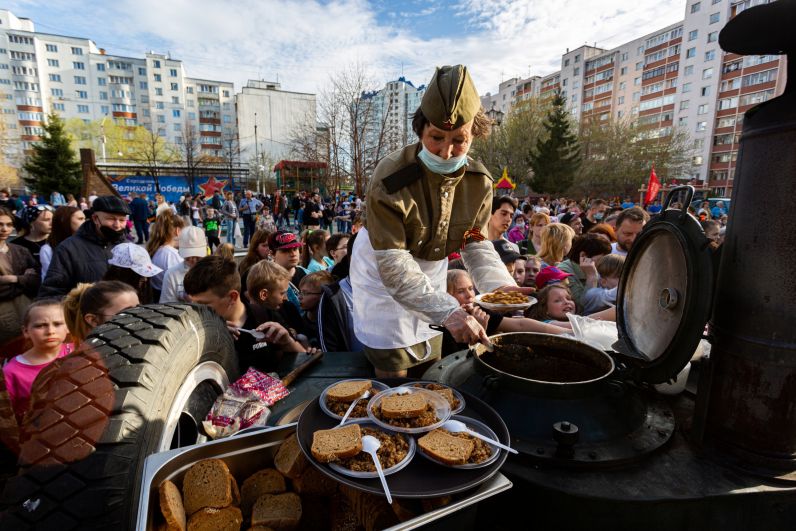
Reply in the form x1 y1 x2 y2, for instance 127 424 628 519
159 479 187 531
240 469 287 518
380 393 428 419
326 380 371 402
187 506 243 531
431 388 455 408
230 474 240 506
274 435 308 479
292 464 338 496
311 424 362 463
418 429 475 465
182 459 233 516
251 492 302 529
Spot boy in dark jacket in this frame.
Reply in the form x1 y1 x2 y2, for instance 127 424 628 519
203 207 222 252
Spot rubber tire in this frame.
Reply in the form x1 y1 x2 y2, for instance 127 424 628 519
0 303 238 530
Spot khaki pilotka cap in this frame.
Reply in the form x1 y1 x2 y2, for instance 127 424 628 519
420 65 481 130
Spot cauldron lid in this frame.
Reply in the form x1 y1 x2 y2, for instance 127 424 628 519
615 186 714 384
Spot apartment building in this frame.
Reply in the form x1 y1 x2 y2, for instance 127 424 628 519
480 0 786 194
0 9 236 160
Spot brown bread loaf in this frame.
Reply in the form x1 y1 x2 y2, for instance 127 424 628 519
274 434 308 479
418 429 475 465
186 506 243 531
326 380 371 402
251 492 302 529
310 424 362 463
240 468 287 518
158 479 187 531
380 394 428 419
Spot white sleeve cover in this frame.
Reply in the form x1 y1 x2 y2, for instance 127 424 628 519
461 240 516 293
374 249 461 326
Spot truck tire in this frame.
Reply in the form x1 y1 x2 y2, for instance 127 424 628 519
0 303 238 530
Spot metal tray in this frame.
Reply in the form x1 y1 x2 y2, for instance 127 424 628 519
296 379 511 499
136 422 512 530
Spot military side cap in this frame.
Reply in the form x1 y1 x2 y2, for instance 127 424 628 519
421 65 481 131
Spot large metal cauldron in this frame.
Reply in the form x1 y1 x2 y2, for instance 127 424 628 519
471 333 615 399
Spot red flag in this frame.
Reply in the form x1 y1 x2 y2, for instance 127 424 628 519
644 165 661 206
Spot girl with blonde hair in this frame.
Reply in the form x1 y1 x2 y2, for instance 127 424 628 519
146 211 186 294
537 223 576 267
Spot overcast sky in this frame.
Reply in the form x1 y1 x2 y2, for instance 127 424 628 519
7 0 686 95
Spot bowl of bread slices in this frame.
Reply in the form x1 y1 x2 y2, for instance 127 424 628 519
366 386 452 434
310 419 416 478
416 416 501 469
319 379 390 421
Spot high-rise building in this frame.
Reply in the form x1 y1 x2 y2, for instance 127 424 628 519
479 0 787 195
0 8 237 161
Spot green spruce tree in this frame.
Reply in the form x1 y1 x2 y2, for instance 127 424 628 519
23 113 82 198
529 92 581 194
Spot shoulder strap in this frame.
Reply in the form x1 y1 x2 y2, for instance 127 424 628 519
382 163 423 194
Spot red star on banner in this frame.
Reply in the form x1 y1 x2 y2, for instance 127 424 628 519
199 176 228 198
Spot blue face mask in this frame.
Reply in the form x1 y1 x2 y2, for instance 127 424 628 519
417 146 468 175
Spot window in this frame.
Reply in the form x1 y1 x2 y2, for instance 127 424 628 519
155 87 163 96
702 68 714 79
636 62 643 71
691 2 701 13
155 101 165 109
154 73 161 82
717 116 737 128
620 66 627 75
7 34 33 45
642 62 679 81
141 95 149 103
564 59 570 67
157 115 165 123
684 65 694 76
639 94 675 111
619 81 626 90
223 114 232 124
47 58 59 67
170 82 178 91
742 54 778 68
139 81 148 89
739 89 775 107
74 76 86 85
720 78 741 91
53 103 65 111
575 54 580 63
173 123 181 131
71 47 83 55
169 68 177 76
709 12 720 24
73 61 85 70
171 96 179 104
10 51 35 60
45 43 58 52
101 105 110 115
705 50 716 61
680 100 690 110
188 112 196 119
701 86 711 97
707 31 718 43
51 88 63 97
634 77 641 86
48 73 61 82
694 138 705 149
187 99 194 107
143 109 150 117
688 30 698 41
697 104 709 114
621 52 628 61
98 77 107 86
153 59 161 68
138 67 146 75
77 90 88 99
186 87 194 94
683 82 692 93
618 96 625 104
99 91 108 100
222 89 230 97
678 117 688 127
172 109 181 118
77 104 89 113
562 79 567 87
718 97 738 110
742 68 778 87
696 121 707 132
686 47 696 58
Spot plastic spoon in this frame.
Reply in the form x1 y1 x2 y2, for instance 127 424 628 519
237 327 266 341
442 419 518 455
361 435 392 504
339 390 371 426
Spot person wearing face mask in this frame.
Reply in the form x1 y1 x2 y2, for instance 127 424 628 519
579 199 608 234
40 195 130 298
350 65 524 379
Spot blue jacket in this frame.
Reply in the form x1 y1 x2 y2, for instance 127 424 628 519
129 197 150 221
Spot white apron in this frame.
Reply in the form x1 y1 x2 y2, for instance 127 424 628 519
350 228 445 350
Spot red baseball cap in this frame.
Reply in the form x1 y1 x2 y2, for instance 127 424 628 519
268 230 303 252
535 266 573 290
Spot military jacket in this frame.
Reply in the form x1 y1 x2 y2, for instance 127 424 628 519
365 143 494 260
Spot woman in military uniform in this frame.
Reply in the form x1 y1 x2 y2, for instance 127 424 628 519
350 65 521 377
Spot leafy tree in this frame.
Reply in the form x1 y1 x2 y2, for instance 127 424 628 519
575 117 694 197
23 113 81 197
529 93 581 194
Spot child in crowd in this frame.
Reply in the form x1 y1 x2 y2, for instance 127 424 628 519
298 271 334 347
523 256 542 289
146 211 185 296
185 256 305 374
582 254 624 315
513 256 526 287
301 229 332 273
257 206 277 233
202 207 222 252
104 242 162 304
528 283 616 327
63 280 140 346
245 259 305 342
160 227 207 303
3 299 73 422
215 242 235 262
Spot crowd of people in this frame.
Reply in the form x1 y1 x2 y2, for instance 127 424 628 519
0 63 730 429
